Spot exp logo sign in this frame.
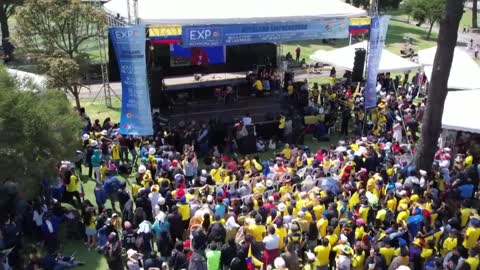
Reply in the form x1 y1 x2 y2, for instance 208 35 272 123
183 26 222 46
113 29 141 40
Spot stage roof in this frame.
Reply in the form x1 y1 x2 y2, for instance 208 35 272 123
310 41 421 73
104 0 367 25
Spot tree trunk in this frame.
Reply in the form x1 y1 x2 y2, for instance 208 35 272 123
414 0 464 170
473 0 478 29
70 85 82 110
0 5 10 43
427 21 435 39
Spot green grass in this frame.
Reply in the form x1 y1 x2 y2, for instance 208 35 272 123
460 8 480 31
74 98 121 123
282 20 438 63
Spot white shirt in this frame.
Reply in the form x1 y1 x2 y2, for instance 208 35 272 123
263 234 280 250
242 117 253 125
148 192 162 212
225 216 240 230
33 210 44 227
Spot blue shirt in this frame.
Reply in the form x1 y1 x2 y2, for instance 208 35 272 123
214 204 226 219
104 176 121 195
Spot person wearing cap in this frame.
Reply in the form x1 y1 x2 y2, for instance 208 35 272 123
143 251 163 270
177 195 191 231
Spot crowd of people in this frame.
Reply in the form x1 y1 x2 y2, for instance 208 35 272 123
2 64 478 270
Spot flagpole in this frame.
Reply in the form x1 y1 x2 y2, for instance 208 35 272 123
349 33 352 45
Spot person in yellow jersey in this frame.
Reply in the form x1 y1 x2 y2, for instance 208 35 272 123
277 113 286 141
462 220 480 251
465 249 480 270
379 239 396 266
441 230 459 256
253 78 263 96
248 215 267 242
64 169 81 208
313 238 331 270
177 196 191 231
317 211 329 239
281 144 292 161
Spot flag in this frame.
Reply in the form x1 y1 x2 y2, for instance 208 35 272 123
149 25 182 44
353 82 360 97
348 191 360 210
246 244 263 270
349 17 371 34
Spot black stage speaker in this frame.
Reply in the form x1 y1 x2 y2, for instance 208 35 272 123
238 135 257 154
352 48 366 82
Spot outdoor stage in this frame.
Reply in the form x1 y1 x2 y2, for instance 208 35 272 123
165 94 284 125
163 72 246 91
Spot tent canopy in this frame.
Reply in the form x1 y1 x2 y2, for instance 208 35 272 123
418 46 480 90
104 0 367 25
309 41 421 73
7 69 47 91
442 89 480 133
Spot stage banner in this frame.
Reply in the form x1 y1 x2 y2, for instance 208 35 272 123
365 15 390 109
109 25 153 136
181 19 349 47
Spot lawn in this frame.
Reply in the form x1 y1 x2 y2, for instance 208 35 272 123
282 20 438 63
74 98 121 123
460 8 480 32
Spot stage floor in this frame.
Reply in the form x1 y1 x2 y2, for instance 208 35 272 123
165 94 284 124
163 72 247 90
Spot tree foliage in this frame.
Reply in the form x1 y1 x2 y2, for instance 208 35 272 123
402 0 446 38
0 66 82 196
13 0 106 108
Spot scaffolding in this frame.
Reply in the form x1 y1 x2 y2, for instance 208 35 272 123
127 0 139 25
91 0 126 107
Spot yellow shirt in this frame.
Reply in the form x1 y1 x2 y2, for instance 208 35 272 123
465 155 473 167
460 208 472 228
276 227 287 250
313 204 325 221
355 226 365 240
254 80 263 91
287 85 294 95
463 227 480 249
248 224 266 242
420 248 433 259
387 198 397 212
210 168 222 184
317 218 328 238
396 210 409 224
87 216 96 230
466 256 480 270
279 116 286 129
66 175 79 192
177 203 191 221
314 244 331 266
281 148 291 160
111 145 120 160
380 247 395 265
326 233 338 246
352 251 365 270
441 237 458 256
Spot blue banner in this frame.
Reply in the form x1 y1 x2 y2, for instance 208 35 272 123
109 25 153 136
182 19 349 47
365 16 390 109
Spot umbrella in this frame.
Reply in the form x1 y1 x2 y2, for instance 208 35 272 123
319 177 341 195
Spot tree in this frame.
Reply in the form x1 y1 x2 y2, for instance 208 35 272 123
403 0 446 39
0 66 82 196
0 0 22 57
13 0 106 109
473 0 478 29
414 0 464 170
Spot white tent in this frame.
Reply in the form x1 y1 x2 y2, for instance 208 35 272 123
7 68 47 91
309 41 421 72
442 89 480 133
418 46 480 90
104 0 366 25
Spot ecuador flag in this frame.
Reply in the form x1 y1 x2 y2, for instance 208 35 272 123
246 244 263 270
